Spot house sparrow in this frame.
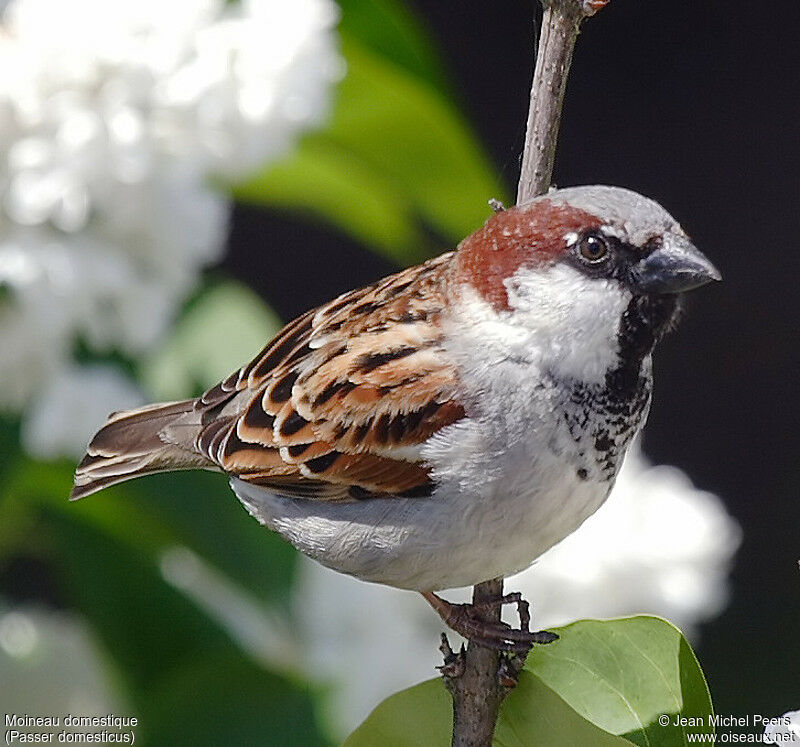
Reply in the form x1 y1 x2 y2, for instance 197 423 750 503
72 185 719 651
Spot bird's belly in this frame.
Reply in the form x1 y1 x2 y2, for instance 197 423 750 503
230 454 612 592
479 452 614 580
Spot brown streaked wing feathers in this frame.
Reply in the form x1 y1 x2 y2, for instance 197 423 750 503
195 253 463 500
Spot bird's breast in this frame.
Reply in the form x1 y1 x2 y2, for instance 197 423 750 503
230 352 654 592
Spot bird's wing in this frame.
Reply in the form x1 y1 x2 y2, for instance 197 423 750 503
180 253 464 501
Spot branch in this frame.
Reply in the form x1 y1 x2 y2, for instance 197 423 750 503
518 0 608 203
446 2 608 746
444 579 505 747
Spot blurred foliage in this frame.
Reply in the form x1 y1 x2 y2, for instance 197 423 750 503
344 678 452 747
234 4 508 263
336 0 453 94
141 280 282 401
345 617 714 747
1 437 319 740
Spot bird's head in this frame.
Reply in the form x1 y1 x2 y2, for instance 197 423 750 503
451 185 720 383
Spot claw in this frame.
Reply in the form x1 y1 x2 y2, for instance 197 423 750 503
421 590 558 654
469 635 536 655
438 634 466 678
529 630 559 645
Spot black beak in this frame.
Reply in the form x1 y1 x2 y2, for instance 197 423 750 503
632 235 721 294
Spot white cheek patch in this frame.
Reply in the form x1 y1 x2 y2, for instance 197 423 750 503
504 263 631 384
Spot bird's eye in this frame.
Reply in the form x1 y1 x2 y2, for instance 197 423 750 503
577 234 610 263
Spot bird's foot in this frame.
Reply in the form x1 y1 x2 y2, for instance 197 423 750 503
497 652 528 688
423 590 558 655
438 632 530 690
438 633 466 678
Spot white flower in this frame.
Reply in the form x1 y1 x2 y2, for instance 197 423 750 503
0 0 341 409
293 444 741 738
765 711 800 744
295 569 438 739
1 0 341 179
0 178 228 408
21 363 145 459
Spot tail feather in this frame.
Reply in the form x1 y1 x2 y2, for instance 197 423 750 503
71 399 213 500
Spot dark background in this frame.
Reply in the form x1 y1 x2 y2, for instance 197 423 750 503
224 0 800 717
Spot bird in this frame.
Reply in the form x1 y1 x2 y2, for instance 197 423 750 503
71 185 720 652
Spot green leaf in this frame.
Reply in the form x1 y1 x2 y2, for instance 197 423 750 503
346 617 713 747
343 679 452 747
525 617 714 746
495 672 636 747
235 138 430 265
329 38 504 243
336 0 452 94
141 280 282 401
344 675 633 747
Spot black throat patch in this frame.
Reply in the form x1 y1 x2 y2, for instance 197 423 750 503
608 293 680 398
560 293 679 482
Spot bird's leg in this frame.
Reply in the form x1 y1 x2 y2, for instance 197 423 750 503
422 590 558 656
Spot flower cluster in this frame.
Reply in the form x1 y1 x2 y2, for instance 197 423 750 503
0 0 341 412
294 443 741 737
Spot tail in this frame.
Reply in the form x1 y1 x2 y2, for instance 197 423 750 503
71 399 213 500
